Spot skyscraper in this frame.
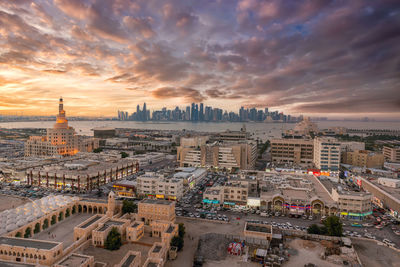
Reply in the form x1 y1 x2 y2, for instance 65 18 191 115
199 103 204 121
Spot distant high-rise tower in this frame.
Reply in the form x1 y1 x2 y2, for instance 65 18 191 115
199 103 204 121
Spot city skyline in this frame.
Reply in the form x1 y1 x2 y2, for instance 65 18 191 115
0 1 399 119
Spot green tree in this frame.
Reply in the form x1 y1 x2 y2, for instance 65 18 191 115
72 206 76 214
323 216 343 237
34 223 40 234
122 199 137 214
43 219 49 229
171 236 184 251
51 215 56 225
93 148 103 153
58 212 64 221
307 224 321 235
24 227 31 238
120 152 129 158
178 223 185 238
104 227 122 250
15 232 22 238
65 208 70 217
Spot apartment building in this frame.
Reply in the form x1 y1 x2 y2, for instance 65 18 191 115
136 172 184 200
341 150 384 168
222 180 249 206
177 137 257 170
331 188 372 220
313 137 341 171
383 146 400 163
270 138 314 167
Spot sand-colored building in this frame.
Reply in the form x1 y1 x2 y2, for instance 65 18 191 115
127 221 145 242
25 98 99 157
341 150 384 168
177 137 257 170
313 137 341 171
270 138 314 167
137 199 175 224
115 251 141 267
55 253 94 267
383 146 400 163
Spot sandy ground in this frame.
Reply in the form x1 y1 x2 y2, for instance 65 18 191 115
166 217 245 267
0 194 30 212
352 239 400 267
204 254 260 267
283 239 340 267
32 213 93 247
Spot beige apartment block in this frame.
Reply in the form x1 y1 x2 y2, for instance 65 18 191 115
126 221 145 242
313 137 341 171
137 199 175 224
136 173 184 201
177 137 257 170
383 146 400 163
223 181 249 206
331 188 372 215
55 253 94 267
114 251 141 267
342 150 384 168
270 138 314 167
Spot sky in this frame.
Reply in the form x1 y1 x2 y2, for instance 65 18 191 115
0 0 399 118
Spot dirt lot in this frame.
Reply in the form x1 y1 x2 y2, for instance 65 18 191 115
353 239 400 267
165 217 245 267
0 194 30 211
284 239 341 267
204 254 260 267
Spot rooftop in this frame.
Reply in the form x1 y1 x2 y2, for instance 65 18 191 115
0 260 36 267
98 220 125 232
79 215 103 229
121 254 136 267
59 254 91 267
0 237 59 250
153 245 162 253
166 225 175 234
141 199 173 205
246 223 272 233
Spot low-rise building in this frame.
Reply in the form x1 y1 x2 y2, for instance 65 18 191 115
55 253 94 267
377 178 400 188
137 199 175 224
126 221 145 242
383 146 400 163
92 218 130 247
136 173 184 200
113 180 137 198
341 150 384 168
115 251 141 267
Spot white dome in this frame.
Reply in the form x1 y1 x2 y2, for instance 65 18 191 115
27 215 35 222
6 225 16 231
16 220 26 227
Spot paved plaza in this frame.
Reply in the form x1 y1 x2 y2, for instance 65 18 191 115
32 213 93 248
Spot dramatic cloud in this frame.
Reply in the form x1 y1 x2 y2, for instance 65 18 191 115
0 0 399 118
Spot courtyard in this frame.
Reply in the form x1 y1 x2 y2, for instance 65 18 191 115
32 213 93 247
